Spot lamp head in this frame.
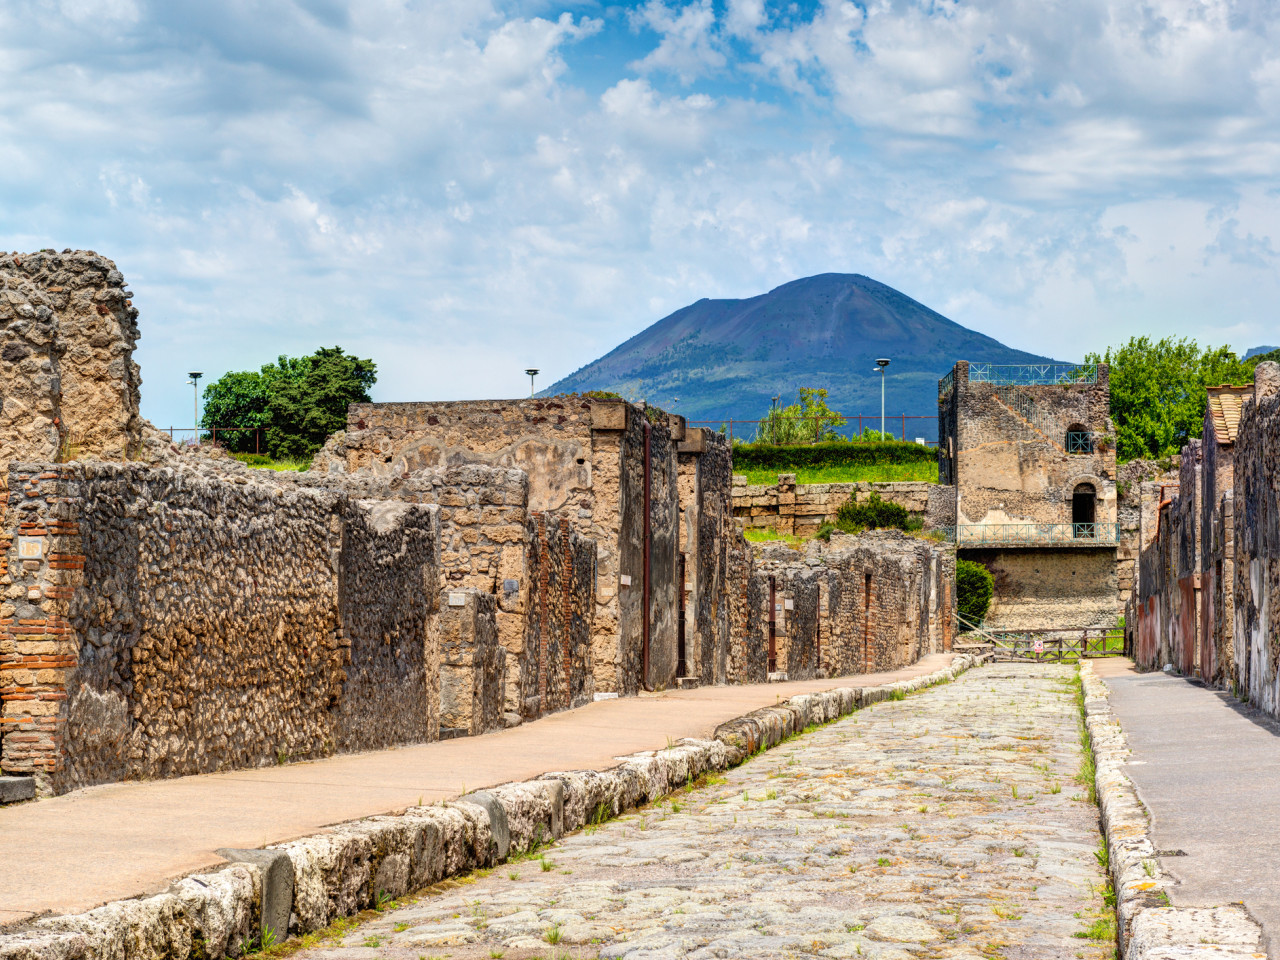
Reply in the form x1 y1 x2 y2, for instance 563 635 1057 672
188 371 203 380
524 368 539 377
875 358 891 368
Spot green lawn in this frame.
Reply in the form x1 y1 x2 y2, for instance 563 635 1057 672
231 453 312 472
735 461 938 485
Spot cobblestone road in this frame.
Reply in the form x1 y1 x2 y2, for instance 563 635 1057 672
298 664 1111 960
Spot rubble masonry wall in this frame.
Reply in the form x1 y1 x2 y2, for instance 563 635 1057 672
0 251 143 483
0 462 441 795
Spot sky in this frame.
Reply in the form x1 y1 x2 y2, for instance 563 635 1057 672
3 0 1279 427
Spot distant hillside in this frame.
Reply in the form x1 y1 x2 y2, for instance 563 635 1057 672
546 274 1060 440
1245 345 1279 360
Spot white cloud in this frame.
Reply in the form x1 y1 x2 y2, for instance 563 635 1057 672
2 0 1279 428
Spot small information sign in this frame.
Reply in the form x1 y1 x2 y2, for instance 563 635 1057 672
1033 639 1044 654
17 537 43 560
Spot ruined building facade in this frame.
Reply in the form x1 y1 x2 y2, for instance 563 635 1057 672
1130 364 1280 720
0 252 958 797
938 360 1119 629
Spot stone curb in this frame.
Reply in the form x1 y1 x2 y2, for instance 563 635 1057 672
0 655 977 960
1080 662 1265 959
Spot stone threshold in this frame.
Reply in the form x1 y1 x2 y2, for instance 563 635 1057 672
0 656 980 960
1081 662 1266 959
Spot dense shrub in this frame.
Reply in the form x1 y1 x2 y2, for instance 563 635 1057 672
957 559 994 628
836 493 913 532
732 440 937 471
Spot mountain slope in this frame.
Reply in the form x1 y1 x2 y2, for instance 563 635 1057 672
547 274 1059 439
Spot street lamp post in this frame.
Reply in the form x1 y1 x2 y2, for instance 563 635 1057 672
873 359 890 438
524 368 539 399
187 371 203 442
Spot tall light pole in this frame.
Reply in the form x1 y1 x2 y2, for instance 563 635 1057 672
524 368 539 398
187 371 203 440
873 359 890 438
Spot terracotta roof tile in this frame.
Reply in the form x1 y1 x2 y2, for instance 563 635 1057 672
1206 385 1252 445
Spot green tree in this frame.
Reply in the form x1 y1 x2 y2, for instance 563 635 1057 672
199 370 270 453
263 347 377 459
956 559 994 629
1085 337 1252 461
754 387 846 444
201 347 377 461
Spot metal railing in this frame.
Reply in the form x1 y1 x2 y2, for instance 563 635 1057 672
163 426 266 454
954 617 1124 661
968 363 1099 386
688 414 937 446
939 522 1120 545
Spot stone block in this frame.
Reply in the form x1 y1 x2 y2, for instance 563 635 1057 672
216 848 294 944
0 776 35 803
457 790 510 861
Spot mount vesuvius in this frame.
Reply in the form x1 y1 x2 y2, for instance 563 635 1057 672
546 274 1060 440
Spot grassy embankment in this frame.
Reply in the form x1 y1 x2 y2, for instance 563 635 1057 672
735 461 938 485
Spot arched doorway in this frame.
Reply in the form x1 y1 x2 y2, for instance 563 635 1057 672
1072 482 1096 538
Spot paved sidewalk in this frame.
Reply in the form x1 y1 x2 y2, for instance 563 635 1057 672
0 655 952 927
1095 658 1280 958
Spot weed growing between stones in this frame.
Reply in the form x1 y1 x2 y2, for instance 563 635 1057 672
1069 665 1117 954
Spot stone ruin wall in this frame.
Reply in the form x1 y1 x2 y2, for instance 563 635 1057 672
1129 363 1280 716
0 250 969 799
682 431 737 685
0 461 441 795
0 252 143 482
522 512 596 716
322 398 683 696
747 532 955 681
439 589 505 738
731 476 953 537
1231 363 1280 714
969 547 1119 631
943 361 1116 529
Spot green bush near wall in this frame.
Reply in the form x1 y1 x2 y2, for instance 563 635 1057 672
835 493 915 532
957 559 994 628
731 441 937 471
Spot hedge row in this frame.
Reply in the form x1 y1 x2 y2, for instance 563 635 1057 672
730 440 939 469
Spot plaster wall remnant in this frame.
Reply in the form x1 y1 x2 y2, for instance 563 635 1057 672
0 251 143 481
937 360 1119 630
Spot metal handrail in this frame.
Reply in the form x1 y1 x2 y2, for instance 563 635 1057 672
953 522 1119 545
968 363 1099 386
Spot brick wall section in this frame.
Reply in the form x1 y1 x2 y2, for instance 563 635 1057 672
731 477 941 537
725 532 764 685
0 252 143 483
0 462 441 795
0 468 79 783
337 499 442 753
